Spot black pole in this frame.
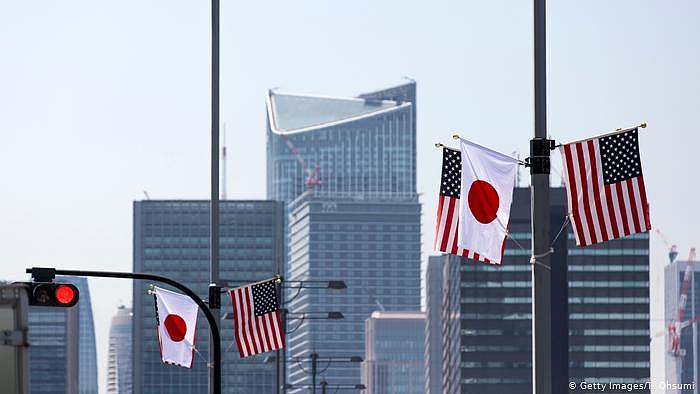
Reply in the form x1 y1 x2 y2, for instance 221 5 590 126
320 381 327 394
26 267 221 394
531 0 552 393
209 2 222 394
311 352 317 394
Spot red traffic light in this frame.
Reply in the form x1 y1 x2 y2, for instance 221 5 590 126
55 285 77 305
27 282 79 307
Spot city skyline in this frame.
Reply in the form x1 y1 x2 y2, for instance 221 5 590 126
2 1 700 392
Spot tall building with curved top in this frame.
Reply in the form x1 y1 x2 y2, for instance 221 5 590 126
266 82 416 203
266 82 421 392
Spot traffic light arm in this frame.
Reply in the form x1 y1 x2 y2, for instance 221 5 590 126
26 267 222 394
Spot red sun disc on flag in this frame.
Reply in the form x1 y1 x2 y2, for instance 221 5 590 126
164 314 187 342
467 180 499 224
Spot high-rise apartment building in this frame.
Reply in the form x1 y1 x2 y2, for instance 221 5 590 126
132 200 285 394
267 83 421 391
107 305 133 394
665 258 700 394
434 187 650 393
28 276 97 394
361 311 425 394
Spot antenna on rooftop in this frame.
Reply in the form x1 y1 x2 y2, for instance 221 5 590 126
143 191 150 200
222 123 227 200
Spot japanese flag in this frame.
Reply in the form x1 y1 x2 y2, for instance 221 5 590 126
457 138 518 264
154 286 199 368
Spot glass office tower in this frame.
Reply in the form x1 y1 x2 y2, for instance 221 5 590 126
28 276 97 394
29 302 79 393
665 259 700 394
107 305 132 394
132 200 285 394
266 82 417 203
361 311 425 394
424 256 445 394
70 277 99 394
437 187 650 393
266 83 421 391
286 193 421 390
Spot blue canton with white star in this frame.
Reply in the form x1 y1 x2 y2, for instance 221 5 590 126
440 147 461 198
252 279 279 316
600 128 643 185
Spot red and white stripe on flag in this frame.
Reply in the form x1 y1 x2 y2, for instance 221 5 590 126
434 147 493 264
559 127 651 246
230 279 285 358
154 286 199 368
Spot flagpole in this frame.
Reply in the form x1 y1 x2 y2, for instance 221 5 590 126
554 122 647 148
531 0 552 393
209 0 222 393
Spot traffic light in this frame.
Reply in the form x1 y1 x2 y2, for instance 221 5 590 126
26 282 79 307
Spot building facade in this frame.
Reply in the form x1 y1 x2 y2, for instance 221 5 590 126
132 200 285 394
107 305 133 394
424 256 445 394
286 193 421 390
361 311 425 394
71 277 99 394
266 82 421 391
436 187 650 393
28 276 97 394
28 301 79 393
266 82 417 204
665 258 700 394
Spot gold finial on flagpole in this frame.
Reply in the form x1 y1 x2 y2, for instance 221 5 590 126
435 142 444 149
639 122 647 129
274 275 283 285
148 284 155 289
452 133 460 140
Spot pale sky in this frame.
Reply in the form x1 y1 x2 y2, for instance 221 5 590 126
1 1 699 392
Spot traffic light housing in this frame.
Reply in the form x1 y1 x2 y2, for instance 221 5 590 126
26 282 79 307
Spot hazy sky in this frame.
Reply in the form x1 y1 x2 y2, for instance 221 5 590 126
2 1 698 392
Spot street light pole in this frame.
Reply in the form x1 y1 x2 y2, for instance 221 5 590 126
209 1 222 394
531 0 552 393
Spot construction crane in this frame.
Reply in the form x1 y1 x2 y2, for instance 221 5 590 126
656 228 679 264
280 134 321 191
668 247 697 356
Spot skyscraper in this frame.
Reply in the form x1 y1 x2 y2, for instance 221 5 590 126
266 82 417 203
132 200 285 394
665 258 700 394
71 277 99 394
107 305 133 394
28 304 79 393
266 82 421 391
361 311 425 394
424 256 445 394
28 276 97 394
436 187 650 393
286 194 421 390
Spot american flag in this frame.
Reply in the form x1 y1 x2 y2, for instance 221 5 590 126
434 147 492 263
230 278 286 358
560 127 651 246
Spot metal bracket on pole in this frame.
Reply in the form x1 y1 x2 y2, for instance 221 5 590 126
527 138 555 175
29 267 56 283
209 284 221 310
